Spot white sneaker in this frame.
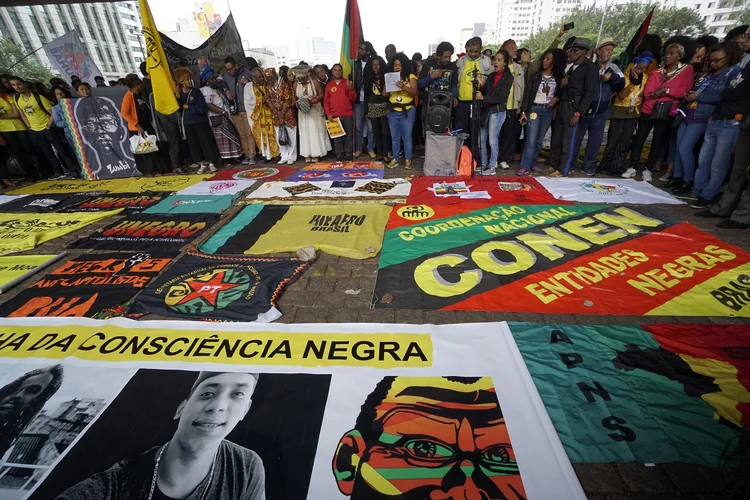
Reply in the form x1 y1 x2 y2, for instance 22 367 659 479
208 163 218 173
642 170 652 182
658 173 670 182
278 158 286 164
500 161 510 170
196 165 209 174
286 159 295 165
622 167 636 179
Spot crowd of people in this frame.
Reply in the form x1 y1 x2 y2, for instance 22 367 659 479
0 23 749 227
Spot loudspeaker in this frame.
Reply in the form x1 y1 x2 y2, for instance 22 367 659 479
425 91 452 133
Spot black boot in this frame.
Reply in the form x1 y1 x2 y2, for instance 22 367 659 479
664 177 682 188
671 181 693 195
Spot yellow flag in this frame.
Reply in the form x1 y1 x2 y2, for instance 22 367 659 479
139 0 179 115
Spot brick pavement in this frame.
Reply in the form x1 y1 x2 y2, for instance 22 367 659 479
1 154 748 499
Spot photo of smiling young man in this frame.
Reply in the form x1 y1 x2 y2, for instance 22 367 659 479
56 372 265 500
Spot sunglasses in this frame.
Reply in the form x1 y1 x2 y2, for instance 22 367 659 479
709 55 726 64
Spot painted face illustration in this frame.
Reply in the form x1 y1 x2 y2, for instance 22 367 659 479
333 377 526 499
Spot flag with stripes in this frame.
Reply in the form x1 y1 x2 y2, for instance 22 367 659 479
616 8 655 70
340 0 365 80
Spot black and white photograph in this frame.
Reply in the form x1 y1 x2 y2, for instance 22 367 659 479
28 370 331 500
0 363 134 499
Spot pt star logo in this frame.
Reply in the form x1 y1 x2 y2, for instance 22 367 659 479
164 267 252 315
177 271 241 307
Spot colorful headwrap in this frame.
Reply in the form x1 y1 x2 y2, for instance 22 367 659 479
199 65 217 84
633 51 654 66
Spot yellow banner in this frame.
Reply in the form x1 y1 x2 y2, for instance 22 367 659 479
139 0 179 115
0 324 432 368
107 174 212 194
0 254 61 292
8 178 136 195
0 210 122 255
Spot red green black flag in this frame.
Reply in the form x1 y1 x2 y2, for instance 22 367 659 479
340 0 364 79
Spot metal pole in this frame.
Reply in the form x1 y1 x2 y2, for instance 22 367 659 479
595 0 609 50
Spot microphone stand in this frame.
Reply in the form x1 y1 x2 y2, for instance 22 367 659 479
470 67 481 178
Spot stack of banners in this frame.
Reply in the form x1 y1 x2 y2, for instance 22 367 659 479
201 204 391 259
289 161 384 182
536 177 684 205
408 176 567 205
142 194 237 215
243 179 411 205
509 322 750 465
71 213 219 252
0 210 121 255
0 194 92 213
57 87 140 180
373 203 750 316
0 253 174 318
128 253 310 322
105 174 213 194
0 318 585 500
0 195 27 206
176 180 256 196
61 193 166 213
8 178 136 196
0 254 65 293
209 166 295 182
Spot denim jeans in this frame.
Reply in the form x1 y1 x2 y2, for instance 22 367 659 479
387 107 416 160
520 106 554 171
694 119 741 200
673 121 708 183
480 110 507 168
572 110 608 172
354 102 374 153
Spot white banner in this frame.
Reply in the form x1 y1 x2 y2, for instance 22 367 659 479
177 180 256 196
42 30 104 86
244 179 411 204
0 318 584 500
537 177 685 205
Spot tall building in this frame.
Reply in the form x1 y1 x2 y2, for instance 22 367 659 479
295 29 337 67
0 2 145 81
247 47 275 68
264 44 291 69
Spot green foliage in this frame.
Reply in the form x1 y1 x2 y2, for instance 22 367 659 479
0 38 56 83
521 2 707 59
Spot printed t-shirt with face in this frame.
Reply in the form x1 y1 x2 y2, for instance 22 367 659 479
459 59 481 101
424 61 457 93
534 75 557 105
388 74 417 110
16 93 53 132
0 96 26 132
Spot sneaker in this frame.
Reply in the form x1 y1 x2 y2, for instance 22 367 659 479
405 159 413 170
196 165 209 174
368 151 377 159
543 167 557 175
642 170 652 182
717 219 750 229
286 159 295 165
690 197 711 209
241 158 252 165
312 157 320 163
51 173 67 180
517 168 530 176
531 165 544 173
695 210 725 218
585 169 596 177
174 167 187 174
387 158 399 169
480 167 496 175
547 170 565 178
622 167 637 179
247 157 257 165
671 182 693 196
354 151 361 158
207 163 218 173
187 163 200 171
500 161 510 170
658 173 671 182
305 157 311 163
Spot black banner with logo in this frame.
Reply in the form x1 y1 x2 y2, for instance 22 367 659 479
62 192 165 213
160 14 245 71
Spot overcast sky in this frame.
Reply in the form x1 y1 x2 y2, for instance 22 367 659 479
149 0 497 59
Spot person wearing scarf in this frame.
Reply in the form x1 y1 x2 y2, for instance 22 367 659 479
244 68 280 161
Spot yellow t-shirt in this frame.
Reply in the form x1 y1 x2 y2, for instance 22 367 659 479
16 93 52 132
388 74 417 110
0 96 26 132
459 58 481 101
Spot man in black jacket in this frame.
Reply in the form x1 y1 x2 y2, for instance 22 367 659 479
353 41 375 158
546 38 598 177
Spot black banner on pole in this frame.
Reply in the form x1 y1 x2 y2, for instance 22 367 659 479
159 13 246 71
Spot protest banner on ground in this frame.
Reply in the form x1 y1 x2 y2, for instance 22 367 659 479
300 161 380 171
536 177 684 204
201 204 391 259
243 179 410 204
288 168 384 182
509 322 749 466
0 253 174 318
0 210 121 255
128 253 310 322
407 176 568 206
0 254 65 293
176 180 256 196
209 166 295 182
61 193 166 213
374 203 750 316
0 318 585 500
0 195 27 207
0 194 92 213
106 174 213 194
142 194 237 215
72 213 218 252
8 178 136 195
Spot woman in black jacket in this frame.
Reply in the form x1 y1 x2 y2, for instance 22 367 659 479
363 55 391 163
476 49 513 174
517 48 566 175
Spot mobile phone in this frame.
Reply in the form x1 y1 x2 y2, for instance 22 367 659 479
564 22 575 31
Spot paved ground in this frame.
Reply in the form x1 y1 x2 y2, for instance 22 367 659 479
2 153 747 499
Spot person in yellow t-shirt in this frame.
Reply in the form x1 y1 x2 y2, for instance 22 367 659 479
455 37 491 147
9 76 78 179
0 91 41 184
384 53 418 169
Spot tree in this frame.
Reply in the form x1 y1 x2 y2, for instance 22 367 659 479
521 2 707 58
0 38 55 83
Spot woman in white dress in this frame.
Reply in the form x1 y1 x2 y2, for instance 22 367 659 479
293 65 331 162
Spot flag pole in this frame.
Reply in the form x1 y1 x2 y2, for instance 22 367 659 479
595 0 609 50
1 45 45 75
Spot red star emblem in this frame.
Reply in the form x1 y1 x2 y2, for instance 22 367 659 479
176 271 240 307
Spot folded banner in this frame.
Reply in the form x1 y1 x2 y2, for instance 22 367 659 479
107 174 213 194
0 254 64 293
8 178 136 195
176 180 255 196
0 318 585 500
407 176 568 206
142 194 237 214
374 203 750 316
509 322 749 466
0 194 92 213
244 179 410 204
0 253 174 318
0 210 121 255
0 195 27 206
201 204 391 259
536 177 684 205
61 192 166 213
129 253 310 322
288 168 384 182
209 166 295 182
72 213 218 252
